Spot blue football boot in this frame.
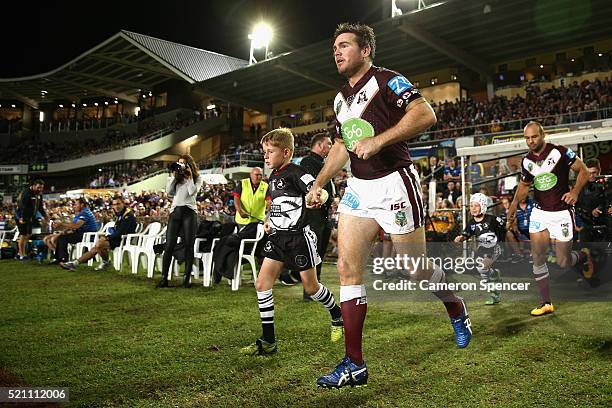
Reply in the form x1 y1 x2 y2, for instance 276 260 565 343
317 357 368 388
450 298 472 348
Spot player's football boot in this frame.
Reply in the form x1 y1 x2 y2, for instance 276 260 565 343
316 357 368 388
450 298 472 348
330 318 344 343
240 338 277 356
530 302 554 316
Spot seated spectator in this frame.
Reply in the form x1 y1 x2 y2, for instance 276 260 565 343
443 158 461 181
49 198 98 264
60 196 136 271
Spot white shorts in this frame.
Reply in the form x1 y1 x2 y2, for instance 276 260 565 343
338 165 424 234
528 207 574 242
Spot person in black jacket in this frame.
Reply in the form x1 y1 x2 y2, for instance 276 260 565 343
16 179 47 260
297 132 334 299
60 195 137 271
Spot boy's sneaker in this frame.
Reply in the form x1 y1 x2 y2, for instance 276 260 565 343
60 261 78 271
331 318 344 343
580 248 595 279
317 357 368 388
450 298 472 348
510 253 524 264
240 338 277 356
95 260 111 271
484 292 501 305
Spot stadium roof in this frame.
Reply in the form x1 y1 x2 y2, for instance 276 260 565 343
197 0 612 113
0 30 247 108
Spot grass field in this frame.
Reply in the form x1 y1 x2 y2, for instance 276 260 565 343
1 260 611 407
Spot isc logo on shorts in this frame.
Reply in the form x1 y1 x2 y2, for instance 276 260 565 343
390 201 406 211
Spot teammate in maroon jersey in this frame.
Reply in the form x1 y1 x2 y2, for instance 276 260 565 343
507 121 593 316
307 22 471 389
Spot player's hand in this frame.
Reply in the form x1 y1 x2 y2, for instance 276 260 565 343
482 257 494 269
453 235 463 243
263 221 271 234
352 137 382 160
561 191 579 206
306 184 322 208
592 208 602 218
18 219 24 224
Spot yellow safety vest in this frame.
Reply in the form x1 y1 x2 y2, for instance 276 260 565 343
235 178 268 225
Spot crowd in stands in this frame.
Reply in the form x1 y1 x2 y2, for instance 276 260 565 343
429 78 612 140
87 161 166 188
0 110 206 165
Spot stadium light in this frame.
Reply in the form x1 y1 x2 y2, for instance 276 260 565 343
248 22 272 65
59 104 64 108
11 104 16 108
39 112 44 122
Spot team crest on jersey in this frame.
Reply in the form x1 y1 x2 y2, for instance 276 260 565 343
274 178 286 190
395 211 408 227
528 163 533 171
356 90 368 104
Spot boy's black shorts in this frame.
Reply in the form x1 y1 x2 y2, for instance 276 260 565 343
262 225 321 271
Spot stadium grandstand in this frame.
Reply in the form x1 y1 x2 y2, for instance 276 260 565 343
1 0 611 405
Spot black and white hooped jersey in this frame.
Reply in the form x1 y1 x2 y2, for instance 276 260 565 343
268 163 315 232
462 214 506 251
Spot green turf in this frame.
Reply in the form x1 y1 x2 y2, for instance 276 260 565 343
0 260 610 407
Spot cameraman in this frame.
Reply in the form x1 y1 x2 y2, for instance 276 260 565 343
576 159 607 243
157 154 204 288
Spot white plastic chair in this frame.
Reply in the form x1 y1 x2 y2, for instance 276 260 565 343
0 227 17 259
135 226 167 278
194 237 220 287
118 222 162 274
74 221 115 265
231 223 265 291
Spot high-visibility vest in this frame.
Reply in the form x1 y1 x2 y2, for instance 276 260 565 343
235 179 268 225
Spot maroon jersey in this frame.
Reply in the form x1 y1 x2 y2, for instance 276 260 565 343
333 66 423 179
520 143 577 211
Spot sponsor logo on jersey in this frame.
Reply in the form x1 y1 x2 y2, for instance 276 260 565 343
341 118 375 150
340 192 360 209
387 75 413 96
566 148 576 159
534 172 558 191
300 173 315 186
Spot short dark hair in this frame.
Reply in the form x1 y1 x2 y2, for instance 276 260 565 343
31 179 45 186
334 22 376 60
310 132 331 149
77 197 89 207
112 195 124 202
585 158 600 169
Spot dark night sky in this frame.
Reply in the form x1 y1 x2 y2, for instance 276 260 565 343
1 0 387 78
